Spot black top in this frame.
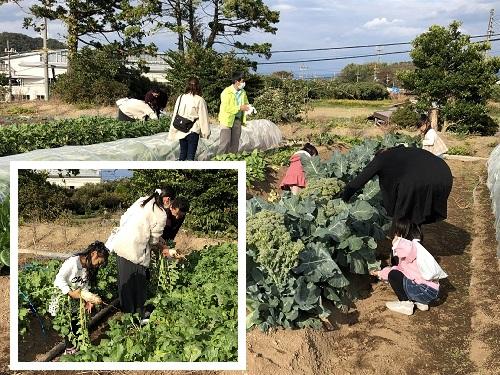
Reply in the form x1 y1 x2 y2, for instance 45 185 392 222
341 147 453 225
161 208 185 241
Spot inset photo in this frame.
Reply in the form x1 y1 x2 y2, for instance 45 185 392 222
10 161 245 371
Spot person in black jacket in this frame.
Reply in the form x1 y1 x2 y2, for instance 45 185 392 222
161 197 190 253
341 146 453 236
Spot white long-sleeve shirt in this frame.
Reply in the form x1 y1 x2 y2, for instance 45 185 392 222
116 98 158 121
168 94 211 140
53 256 89 295
106 197 167 267
422 129 448 156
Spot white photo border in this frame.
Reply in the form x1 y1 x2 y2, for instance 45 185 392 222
10 160 247 371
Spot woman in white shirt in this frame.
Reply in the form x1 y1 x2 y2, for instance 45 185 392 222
420 114 448 157
168 77 210 160
49 241 109 354
105 187 174 321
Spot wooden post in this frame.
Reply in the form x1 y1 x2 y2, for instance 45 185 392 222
430 108 438 130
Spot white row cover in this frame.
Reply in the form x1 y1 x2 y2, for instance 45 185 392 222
0 119 282 200
487 144 500 256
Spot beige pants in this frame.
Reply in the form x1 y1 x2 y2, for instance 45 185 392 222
218 119 242 154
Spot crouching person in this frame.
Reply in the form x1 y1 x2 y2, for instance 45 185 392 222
48 241 109 354
371 220 447 315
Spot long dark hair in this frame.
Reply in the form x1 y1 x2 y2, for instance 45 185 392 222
390 218 422 241
141 186 175 211
302 143 318 156
419 113 431 134
185 77 202 96
77 241 109 288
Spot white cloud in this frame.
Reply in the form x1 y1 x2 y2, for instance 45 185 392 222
363 17 403 29
272 4 297 12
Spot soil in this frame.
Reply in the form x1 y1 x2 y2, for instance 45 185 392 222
18 213 222 257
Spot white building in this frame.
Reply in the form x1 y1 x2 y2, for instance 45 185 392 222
46 169 102 189
0 49 169 101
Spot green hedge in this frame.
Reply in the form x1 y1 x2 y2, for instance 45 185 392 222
0 116 170 157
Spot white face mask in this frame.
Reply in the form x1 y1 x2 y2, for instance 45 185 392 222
238 82 246 90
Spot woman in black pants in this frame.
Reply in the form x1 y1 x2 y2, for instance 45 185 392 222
105 187 174 321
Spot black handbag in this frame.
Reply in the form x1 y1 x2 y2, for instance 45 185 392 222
172 95 198 133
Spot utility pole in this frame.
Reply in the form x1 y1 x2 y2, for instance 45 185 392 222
386 73 390 86
486 9 494 42
356 69 360 83
4 40 16 102
374 45 382 81
42 18 49 101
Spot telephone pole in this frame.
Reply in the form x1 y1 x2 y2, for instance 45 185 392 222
4 40 16 102
374 46 382 81
486 9 494 42
42 18 49 101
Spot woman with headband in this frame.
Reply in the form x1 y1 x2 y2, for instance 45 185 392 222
105 187 177 323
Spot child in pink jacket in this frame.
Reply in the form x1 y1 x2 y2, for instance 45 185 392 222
371 221 440 315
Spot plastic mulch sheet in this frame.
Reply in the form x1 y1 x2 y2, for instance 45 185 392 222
0 119 282 200
487 144 500 255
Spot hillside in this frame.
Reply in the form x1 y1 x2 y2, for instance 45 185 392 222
0 32 65 53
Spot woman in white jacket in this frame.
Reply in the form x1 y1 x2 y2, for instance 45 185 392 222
106 187 175 320
168 77 210 161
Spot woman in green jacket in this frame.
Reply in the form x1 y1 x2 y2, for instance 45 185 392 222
218 72 250 154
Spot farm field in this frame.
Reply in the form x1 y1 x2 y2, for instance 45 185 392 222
0 99 498 374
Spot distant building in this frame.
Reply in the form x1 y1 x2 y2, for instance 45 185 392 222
46 169 102 189
0 49 169 101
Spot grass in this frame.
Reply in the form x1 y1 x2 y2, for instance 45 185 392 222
0 105 37 116
447 144 475 156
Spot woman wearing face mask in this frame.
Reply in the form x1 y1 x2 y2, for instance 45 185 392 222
218 71 250 154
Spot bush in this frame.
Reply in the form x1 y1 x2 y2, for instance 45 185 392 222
443 101 498 135
126 170 238 237
447 144 474 156
390 103 420 128
491 84 500 102
18 170 70 221
253 78 308 123
51 46 162 106
333 82 389 100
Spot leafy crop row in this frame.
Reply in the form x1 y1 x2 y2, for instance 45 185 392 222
19 243 237 362
246 134 419 330
67 243 238 362
0 116 170 157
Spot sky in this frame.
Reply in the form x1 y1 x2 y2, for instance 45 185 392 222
1 0 499 77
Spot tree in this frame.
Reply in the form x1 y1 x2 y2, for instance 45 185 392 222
164 42 259 113
24 0 158 67
399 21 500 135
51 45 157 105
157 0 279 56
271 71 294 79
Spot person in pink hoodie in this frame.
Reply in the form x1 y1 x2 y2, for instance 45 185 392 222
371 220 440 315
280 143 319 195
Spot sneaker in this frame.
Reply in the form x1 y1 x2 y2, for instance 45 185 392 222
64 346 78 355
414 302 429 311
385 300 414 315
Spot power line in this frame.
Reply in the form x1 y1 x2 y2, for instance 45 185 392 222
257 50 410 65
237 33 500 55
257 37 500 65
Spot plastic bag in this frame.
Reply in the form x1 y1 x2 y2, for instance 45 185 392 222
414 240 448 280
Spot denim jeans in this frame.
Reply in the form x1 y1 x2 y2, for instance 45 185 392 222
179 132 200 161
403 276 439 304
